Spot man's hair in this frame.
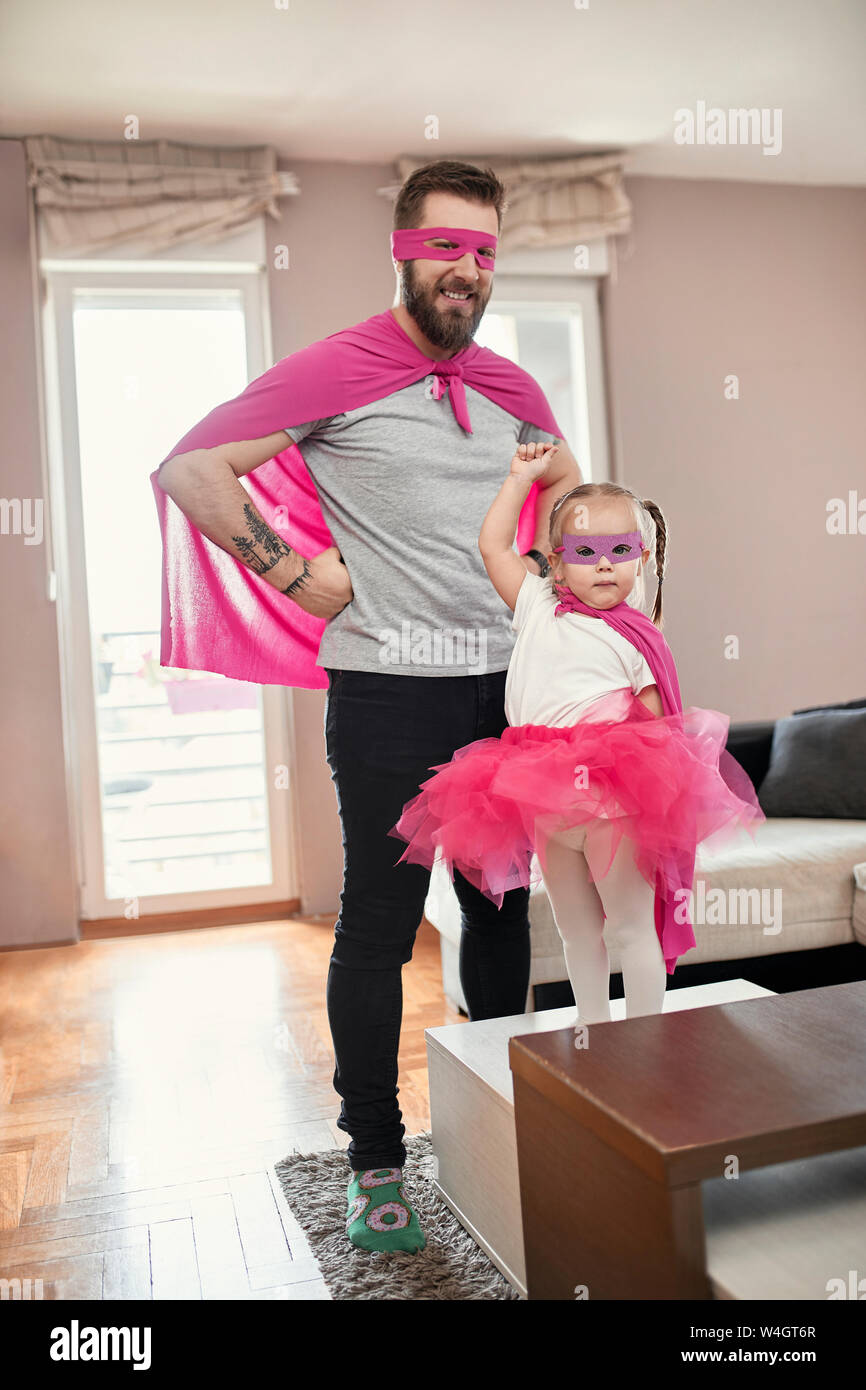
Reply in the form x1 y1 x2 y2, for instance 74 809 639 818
393 160 507 233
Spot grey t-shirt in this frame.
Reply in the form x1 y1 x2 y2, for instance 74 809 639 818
284 376 558 676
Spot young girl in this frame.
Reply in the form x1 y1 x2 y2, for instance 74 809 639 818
388 442 766 1024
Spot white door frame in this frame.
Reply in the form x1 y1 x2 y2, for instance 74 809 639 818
40 265 299 919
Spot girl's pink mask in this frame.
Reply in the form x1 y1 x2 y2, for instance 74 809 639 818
390 226 498 270
553 531 644 564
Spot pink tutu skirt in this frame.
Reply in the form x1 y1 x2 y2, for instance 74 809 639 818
388 688 766 909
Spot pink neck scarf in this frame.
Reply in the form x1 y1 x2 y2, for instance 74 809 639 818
151 309 562 689
552 583 682 715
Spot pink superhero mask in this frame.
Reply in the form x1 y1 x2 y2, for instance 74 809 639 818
390 226 498 270
553 531 645 565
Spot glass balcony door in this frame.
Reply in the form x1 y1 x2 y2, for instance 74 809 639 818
42 270 296 920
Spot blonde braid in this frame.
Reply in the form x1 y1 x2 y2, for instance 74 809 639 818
641 499 667 627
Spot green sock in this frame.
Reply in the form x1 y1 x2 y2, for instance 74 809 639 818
345 1167 426 1253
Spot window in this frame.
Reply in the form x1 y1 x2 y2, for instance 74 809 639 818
479 272 610 481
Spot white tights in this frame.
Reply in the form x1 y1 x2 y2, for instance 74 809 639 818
539 821 667 1024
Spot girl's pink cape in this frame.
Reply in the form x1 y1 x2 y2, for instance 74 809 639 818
150 309 563 690
552 586 765 973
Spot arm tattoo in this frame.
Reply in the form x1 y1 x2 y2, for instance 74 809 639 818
282 558 311 597
231 502 294 575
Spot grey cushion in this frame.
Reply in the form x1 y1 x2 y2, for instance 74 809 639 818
759 710 866 818
725 721 775 791
793 696 866 715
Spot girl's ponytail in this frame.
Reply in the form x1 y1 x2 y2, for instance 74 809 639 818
641 499 667 627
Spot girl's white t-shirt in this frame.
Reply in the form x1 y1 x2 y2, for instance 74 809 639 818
504 572 656 729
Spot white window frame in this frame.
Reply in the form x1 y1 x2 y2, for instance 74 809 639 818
487 273 610 483
39 255 301 920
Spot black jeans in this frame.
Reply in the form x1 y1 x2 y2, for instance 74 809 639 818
323 667 531 1171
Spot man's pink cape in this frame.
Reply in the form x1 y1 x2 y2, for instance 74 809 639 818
151 309 562 690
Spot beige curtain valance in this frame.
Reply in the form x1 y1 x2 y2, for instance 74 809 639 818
380 151 631 250
24 135 298 256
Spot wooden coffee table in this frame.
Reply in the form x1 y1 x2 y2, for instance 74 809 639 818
509 980 866 1300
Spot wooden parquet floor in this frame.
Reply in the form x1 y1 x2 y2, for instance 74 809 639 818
0 915 463 1300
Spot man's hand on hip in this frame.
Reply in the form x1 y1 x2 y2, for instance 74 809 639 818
158 443 353 622
281 545 354 620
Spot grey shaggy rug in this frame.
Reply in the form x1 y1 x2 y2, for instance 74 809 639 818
274 1131 521 1300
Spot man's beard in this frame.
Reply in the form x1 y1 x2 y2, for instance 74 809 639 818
400 262 489 353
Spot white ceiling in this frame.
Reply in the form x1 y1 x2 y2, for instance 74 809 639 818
1 0 864 185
